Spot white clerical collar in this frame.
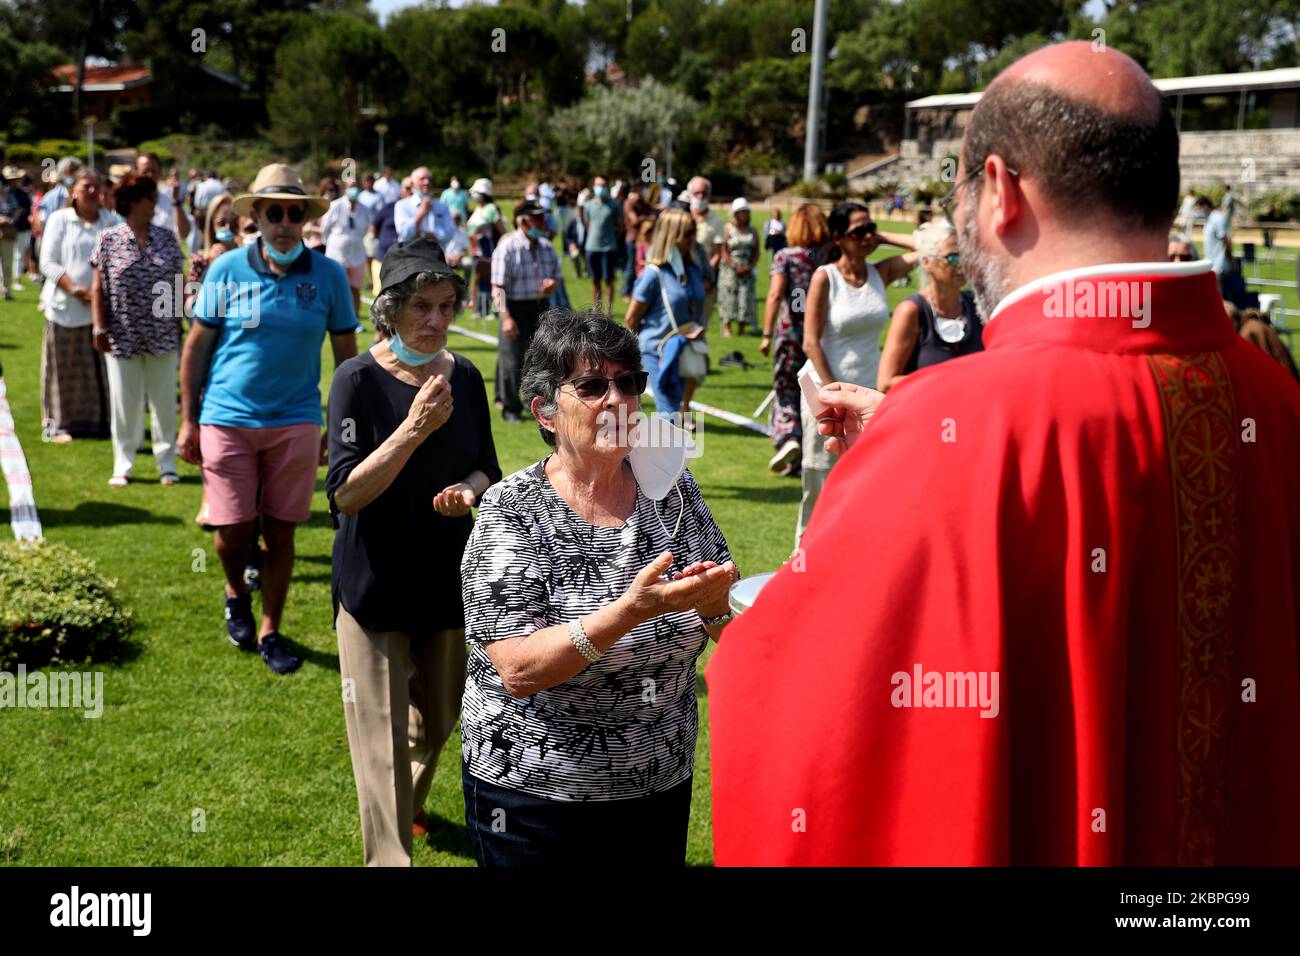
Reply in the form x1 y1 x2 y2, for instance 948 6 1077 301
989 259 1213 322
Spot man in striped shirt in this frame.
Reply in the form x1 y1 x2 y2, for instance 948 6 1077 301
491 200 561 423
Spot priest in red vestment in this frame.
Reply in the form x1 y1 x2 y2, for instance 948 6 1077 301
707 41 1300 866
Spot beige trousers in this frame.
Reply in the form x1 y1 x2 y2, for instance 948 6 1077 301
336 605 466 867
796 393 836 547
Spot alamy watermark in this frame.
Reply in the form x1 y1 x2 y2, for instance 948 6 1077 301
0 664 103 718
1042 277 1152 329
152 277 261 329
890 662 999 718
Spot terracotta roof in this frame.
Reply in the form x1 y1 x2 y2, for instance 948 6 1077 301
51 64 152 91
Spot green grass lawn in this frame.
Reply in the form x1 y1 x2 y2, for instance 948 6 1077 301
1 212 1296 866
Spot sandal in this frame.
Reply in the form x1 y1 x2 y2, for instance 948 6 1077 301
160 473 180 486
108 475 129 488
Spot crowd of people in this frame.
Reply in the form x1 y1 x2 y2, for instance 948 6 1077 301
2 42 1299 868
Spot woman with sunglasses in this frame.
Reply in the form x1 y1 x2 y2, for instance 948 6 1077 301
327 237 501 865
877 218 983 395
798 201 917 543
458 307 736 866
183 192 236 317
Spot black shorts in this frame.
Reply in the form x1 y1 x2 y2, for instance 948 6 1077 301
586 250 618 281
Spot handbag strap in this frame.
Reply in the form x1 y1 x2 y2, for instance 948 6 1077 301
646 263 682 336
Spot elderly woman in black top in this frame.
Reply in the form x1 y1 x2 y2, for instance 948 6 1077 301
327 237 501 867
459 308 737 867
876 218 983 393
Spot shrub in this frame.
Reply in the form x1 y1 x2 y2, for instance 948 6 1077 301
34 139 87 162
791 179 823 199
0 542 132 671
1 142 40 163
134 138 177 167
822 172 849 200
915 179 949 203
1250 190 1300 223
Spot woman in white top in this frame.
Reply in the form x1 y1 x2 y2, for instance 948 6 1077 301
797 201 917 543
38 169 122 442
320 185 373 317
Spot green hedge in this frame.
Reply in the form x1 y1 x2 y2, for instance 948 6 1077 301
0 542 132 671
0 141 89 166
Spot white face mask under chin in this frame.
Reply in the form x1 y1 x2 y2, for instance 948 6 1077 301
629 415 693 539
935 315 966 343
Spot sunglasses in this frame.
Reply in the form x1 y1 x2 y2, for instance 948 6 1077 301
940 252 961 265
262 204 306 224
846 224 877 240
562 370 649 400
1169 253 1194 262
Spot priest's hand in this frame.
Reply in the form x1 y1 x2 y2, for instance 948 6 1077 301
816 382 885 457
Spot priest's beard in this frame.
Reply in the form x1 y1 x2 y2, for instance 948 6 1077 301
956 183 1013 321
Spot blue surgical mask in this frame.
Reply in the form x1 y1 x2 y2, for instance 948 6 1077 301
215 228 234 245
388 330 440 366
347 186 359 201
594 186 608 198
527 227 545 240
63 176 75 187
263 239 304 266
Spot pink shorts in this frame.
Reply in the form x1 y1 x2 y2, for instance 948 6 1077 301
199 423 320 526
345 264 365 289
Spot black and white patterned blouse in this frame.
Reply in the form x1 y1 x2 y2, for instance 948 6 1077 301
89 222 184 359
460 456 734 802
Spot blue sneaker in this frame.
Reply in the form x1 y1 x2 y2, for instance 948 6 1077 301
258 631 302 675
225 594 257 651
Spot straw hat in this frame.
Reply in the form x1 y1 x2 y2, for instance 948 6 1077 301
232 163 329 218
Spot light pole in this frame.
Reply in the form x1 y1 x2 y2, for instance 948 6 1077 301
375 123 389 173
802 0 828 182
83 115 98 169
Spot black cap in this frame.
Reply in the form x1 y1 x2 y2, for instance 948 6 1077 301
514 199 544 221
378 237 459 293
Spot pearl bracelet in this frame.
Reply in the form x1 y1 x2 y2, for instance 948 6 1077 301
568 618 600 664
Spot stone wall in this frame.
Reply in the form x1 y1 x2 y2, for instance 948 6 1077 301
852 129 1300 196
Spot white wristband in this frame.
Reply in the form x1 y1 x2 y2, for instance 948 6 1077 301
568 618 600 664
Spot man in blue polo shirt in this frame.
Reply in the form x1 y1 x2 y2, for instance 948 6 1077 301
179 163 357 675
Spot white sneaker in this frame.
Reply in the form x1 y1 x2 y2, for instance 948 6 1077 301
10 283 23 292
768 438 801 473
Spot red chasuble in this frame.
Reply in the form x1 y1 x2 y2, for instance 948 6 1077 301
707 262 1300 865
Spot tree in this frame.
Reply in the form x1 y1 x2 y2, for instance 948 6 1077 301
2 0 142 127
266 13 402 173
1092 0 1299 76
551 77 700 176
0 25 65 139
705 57 808 169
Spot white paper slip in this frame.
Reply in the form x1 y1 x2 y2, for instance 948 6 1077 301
798 365 829 417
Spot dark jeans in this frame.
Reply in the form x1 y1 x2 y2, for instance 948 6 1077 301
621 238 638 297
498 298 545 414
462 763 693 867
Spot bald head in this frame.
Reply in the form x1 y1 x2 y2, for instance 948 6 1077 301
961 41 1179 234
993 41 1162 122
